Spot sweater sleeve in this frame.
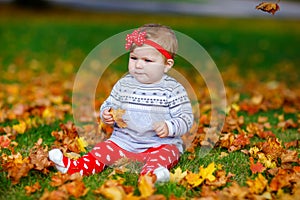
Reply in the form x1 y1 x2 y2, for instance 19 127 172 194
166 84 194 137
99 79 123 121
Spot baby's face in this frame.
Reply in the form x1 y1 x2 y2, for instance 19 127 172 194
128 46 170 84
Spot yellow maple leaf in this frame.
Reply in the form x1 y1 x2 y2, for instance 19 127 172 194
77 137 88 153
186 162 216 188
12 120 27 134
199 162 216 182
138 174 155 198
186 172 204 188
247 173 268 194
170 167 187 183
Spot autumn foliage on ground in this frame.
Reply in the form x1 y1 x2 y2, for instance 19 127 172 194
0 58 299 199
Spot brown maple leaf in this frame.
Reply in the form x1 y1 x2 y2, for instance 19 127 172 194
59 179 89 198
256 1 280 15
109 108 127 128
29 138 52 172
1 152 34 184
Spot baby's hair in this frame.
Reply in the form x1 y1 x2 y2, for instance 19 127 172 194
137 23 178 59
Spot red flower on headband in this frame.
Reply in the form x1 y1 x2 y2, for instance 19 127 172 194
125 29 147 50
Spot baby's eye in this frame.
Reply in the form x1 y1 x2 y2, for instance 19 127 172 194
130 56 137 60
144 59 153 62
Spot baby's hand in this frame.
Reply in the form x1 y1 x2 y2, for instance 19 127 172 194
102 109 114 125
153 121 169 138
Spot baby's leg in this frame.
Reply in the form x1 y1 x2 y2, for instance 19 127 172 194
49 140 125 176
141 144 180 182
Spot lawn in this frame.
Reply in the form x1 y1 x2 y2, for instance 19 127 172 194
0 4 299 200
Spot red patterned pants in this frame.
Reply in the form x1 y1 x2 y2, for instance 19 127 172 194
63 140 180 176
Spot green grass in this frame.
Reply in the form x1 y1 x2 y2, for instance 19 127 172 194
0 4 299 199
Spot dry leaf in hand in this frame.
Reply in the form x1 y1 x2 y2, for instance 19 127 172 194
256 1 280 15
109 108 127 128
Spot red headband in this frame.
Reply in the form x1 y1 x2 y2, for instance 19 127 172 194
125 29 173 59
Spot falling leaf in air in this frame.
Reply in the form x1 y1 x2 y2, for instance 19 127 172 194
109 108 127 128
256 1 280 15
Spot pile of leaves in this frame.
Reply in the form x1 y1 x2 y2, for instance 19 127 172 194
0 57 300 200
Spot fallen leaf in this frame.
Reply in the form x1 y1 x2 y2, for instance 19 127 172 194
0 152 33 184
0 135 11 148
24 182 41 196
59 179 89 198
12 120 27 134
246 173 268 194
185 162 216 188
138 174 156 198
256 1 280 15
29 138 52 172
77 137 88 153
40 189 69 200
170 167 187 183
250 157 266 174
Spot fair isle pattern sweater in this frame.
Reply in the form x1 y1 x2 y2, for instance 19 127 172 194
100 74 194 153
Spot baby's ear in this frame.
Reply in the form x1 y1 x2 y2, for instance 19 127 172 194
164 59 174 73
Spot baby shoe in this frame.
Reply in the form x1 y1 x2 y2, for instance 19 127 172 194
48 149 69 174
153 166 170 183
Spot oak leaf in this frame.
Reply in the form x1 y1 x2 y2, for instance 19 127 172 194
109 108 127 128
256 1 280 15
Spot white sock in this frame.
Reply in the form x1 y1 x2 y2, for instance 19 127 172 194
48 149 69 173
153 166 170 183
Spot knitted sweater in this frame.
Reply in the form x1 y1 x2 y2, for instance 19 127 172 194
100 74 193 153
